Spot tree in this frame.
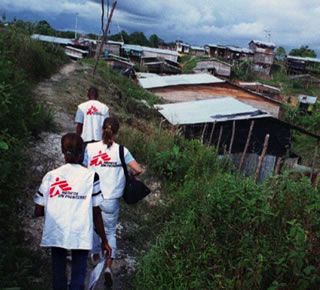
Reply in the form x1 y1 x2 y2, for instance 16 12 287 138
109 30 129 43
128 32 150 46
289 45 317 58
275 46 286 61
149 34 163 48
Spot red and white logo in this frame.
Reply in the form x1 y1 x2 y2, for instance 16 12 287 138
86 105 98 115
90 150 111 166
49 177 72 198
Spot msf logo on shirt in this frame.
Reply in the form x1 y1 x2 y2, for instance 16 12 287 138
49 177 72 198
90 151 111 166
86 105 98 116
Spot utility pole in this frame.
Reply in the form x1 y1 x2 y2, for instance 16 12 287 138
74 13 78 39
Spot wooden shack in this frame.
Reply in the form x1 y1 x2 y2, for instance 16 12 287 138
249 40 276 77
286 56 320 75
140 57 181 74
238 82 281 100
190 46 206 56
206 44 253 64
193 59 232 78
103 40 123 56
176 41 190 54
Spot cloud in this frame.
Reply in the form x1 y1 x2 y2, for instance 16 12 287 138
1 0 320 50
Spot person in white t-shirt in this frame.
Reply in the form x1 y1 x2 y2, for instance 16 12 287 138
75 86 109 144
83 117 143 287
34 133 112 290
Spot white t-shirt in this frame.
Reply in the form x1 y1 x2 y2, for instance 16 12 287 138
75 100 109 142
33 163 103 250
84 141 134 199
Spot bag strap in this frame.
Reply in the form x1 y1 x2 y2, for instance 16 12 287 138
119 144 129 180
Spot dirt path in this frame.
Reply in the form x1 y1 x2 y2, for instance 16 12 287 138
22 61 159 290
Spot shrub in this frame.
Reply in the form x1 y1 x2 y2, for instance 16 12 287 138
136 173 320 289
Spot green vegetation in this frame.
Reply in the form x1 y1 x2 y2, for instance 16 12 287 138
180 55 210 73
289 45 317 58
0 26 67 289
231 60 255 81
78 59 320 290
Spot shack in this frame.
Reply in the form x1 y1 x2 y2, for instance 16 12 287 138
138 73 282 117
140 57 181 74
249 40 276 77
206 44 253 63
154 97 290 181
286 56 320 75
238 82 281 100
64 46 88 59
176 41 190 54
122 44 179 63
103 40 123 56
155 97 319 182
298 95 318 113
193 59 232 78
190 46 206 56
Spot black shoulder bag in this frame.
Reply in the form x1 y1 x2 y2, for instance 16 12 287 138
119 145 151 204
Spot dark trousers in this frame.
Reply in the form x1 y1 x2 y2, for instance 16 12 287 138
51 247 89 290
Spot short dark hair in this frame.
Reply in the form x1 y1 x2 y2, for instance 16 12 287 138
61 133 84 164
87 86 99 99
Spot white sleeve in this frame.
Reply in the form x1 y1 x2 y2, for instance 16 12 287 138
124 147 135 165
34 173 50 206
75 107 84 124
83 147 89 167
92 173 103 206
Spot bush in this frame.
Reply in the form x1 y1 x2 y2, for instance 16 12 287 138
136 173 320 289
0 27 66 289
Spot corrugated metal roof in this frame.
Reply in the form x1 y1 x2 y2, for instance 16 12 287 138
226 46 253 54
191 46 205 51
250 40 276 48
154 97 270 125
287 55 320 64
31 34 73 45
138 73 225 89
299 95 318 104
123 44 178 56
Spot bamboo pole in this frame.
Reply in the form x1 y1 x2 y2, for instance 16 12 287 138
228 120 236 154
216 125 223 152
208 122 216 147
239 121 255 171
93 1 117 76
201 123 208 144
254 134 270 182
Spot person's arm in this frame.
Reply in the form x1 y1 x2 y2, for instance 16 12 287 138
34 204 44 217
128 160 144 176
93 206 112 257
75 107 84 136
76 123 83 136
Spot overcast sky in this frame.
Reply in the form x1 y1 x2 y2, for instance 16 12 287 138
1 0 320 50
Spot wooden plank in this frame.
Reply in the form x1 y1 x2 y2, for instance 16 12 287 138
216 125 223 151
255 134 270 182
208 122 216 147
201 123 208 144
228 120 236 154
239 121 255 171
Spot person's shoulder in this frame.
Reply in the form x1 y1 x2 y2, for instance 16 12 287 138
87 140 104 151
78 100 91 108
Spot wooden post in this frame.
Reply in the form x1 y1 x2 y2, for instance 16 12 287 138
274 157 282 175
216 125 223 152
228 120 236 154
254 134 270 182
239 121 255 171
93 1 117 76
310 141 319 185
201 123 208 144
208 122 216 147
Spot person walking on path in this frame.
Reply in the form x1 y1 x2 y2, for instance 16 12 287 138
75 86 109 145
34 133 112 290
83 117 143 288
